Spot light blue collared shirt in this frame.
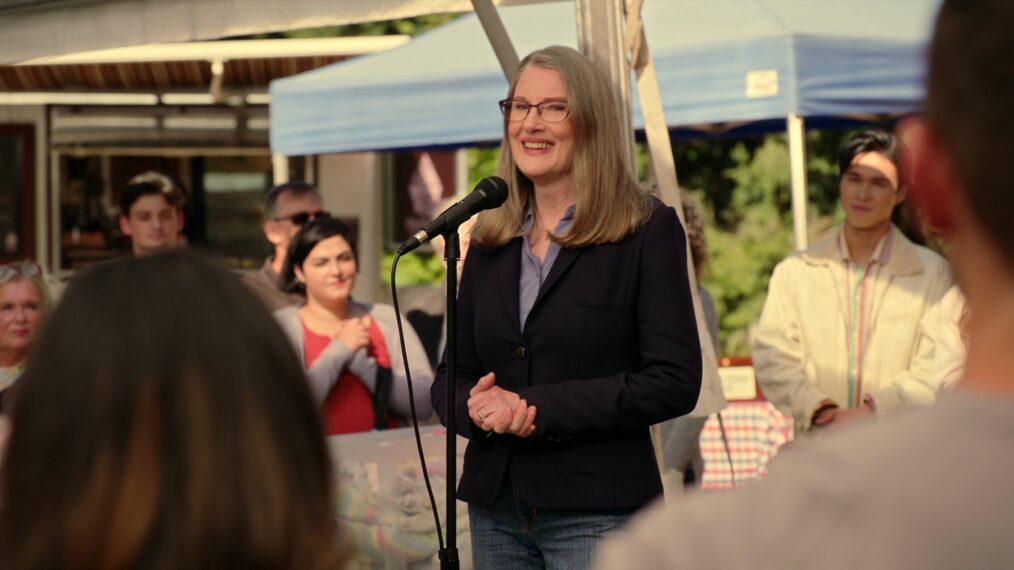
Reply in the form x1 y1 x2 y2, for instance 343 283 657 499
518 204 576 329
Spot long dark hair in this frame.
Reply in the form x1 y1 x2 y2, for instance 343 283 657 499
281 216 358 294
0 251 345 569
837 127 928 244
837 128 904 186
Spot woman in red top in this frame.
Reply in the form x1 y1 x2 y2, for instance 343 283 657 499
275 217 434 435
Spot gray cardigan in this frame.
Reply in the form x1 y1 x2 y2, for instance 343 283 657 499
274 302 435 421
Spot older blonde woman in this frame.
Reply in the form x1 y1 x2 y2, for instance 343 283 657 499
0 261 48 412
431 46 702 569
0 252 346 568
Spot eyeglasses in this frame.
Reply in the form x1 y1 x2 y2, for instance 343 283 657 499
498 99 570 123
0 261 41 283
271 210 331 226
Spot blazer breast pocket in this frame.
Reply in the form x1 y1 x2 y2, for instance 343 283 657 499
573 245 633 311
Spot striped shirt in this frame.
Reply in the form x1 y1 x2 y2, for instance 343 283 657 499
838 228 893 408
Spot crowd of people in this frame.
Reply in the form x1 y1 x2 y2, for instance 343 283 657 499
0 0 1008 567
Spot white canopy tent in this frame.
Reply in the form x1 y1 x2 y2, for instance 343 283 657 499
0 0 552 65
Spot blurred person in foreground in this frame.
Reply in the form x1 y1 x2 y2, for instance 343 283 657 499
753 127 951 436
0 251 346 569
244 181 328 311
276 216 433 435
595 2 1014 568
118 173 186 257
432 45 701 569
0 262 48 412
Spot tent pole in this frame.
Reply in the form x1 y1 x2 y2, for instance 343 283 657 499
271 153 289 184
575 0 635 167
470 0 519 79
626 0 724 499
787 113 809 250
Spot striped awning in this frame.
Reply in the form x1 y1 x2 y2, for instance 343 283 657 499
0 0 552 66
0 56 349 92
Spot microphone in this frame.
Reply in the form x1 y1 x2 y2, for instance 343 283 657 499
397 176 508 255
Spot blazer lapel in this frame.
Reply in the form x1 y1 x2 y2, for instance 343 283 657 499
497 238 523 335
530 246 583 318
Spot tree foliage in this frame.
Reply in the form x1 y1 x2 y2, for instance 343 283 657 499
678 130 854 355
241 14 458 40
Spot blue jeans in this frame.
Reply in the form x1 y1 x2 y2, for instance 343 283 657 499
468 479 635 570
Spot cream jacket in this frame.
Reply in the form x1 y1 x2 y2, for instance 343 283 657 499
753 226 952 432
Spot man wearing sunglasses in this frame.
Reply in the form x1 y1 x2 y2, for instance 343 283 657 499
244 181 329 311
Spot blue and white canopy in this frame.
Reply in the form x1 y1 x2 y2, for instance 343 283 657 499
270 0 941 155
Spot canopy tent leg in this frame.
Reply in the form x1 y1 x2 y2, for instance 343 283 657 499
576 0 635 166
624 0 725 493
271 153 289 184
470 0 519 79
787 113 809 250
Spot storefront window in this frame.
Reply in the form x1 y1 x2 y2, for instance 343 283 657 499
57 152 300 270
0 125 35 262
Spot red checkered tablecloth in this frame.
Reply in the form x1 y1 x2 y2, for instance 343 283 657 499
699 401 794 489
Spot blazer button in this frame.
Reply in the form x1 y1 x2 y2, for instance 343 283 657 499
514 346 527 359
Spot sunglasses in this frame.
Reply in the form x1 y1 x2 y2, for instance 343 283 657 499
0 261 41 283
271 210 331 226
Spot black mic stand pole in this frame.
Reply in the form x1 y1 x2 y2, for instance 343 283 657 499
439 230 461 570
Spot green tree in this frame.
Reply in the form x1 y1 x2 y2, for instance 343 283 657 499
381 250 445 287
697 137 795 355
688 129 855 356
468 147 500 188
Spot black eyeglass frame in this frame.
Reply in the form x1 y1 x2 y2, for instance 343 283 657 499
498 98 571 123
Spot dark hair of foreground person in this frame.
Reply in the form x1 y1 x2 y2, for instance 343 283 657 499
0 251 345 569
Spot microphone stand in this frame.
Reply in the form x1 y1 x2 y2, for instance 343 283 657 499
439 230 460 570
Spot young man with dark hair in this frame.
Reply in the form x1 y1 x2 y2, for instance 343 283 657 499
118 175 185 257
595 2 1014 567
752 127 951 434
242 181 328 311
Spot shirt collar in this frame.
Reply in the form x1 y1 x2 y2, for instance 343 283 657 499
520 203 577 233
837 226 893 265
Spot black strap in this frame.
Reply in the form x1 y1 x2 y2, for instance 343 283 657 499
372 366 394 431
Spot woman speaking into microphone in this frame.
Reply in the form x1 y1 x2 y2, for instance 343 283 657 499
431 46 702 569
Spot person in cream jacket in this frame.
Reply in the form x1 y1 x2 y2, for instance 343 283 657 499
753 129 951 434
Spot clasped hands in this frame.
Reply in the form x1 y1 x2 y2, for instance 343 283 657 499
467 372 536 437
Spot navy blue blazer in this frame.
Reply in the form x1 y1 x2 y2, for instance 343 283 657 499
431 197 702 510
